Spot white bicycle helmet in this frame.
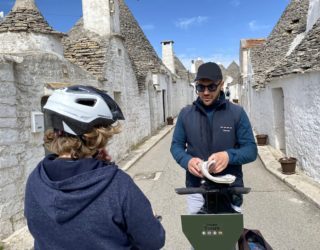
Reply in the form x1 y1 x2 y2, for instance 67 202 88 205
43 85 125 135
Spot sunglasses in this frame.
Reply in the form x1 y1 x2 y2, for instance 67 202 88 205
195 82 220 92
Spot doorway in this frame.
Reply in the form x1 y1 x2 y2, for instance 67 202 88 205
272 88 286 153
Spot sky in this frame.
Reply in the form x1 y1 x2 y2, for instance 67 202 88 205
0 0 290 69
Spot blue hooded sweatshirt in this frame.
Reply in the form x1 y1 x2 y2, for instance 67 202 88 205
24 154 165 250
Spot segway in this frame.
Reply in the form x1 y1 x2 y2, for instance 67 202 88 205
175 161 251 250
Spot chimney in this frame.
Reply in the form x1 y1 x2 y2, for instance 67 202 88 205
193 58 204 73
82 0 120 36
161 40 176 74
190 60 196 74
12 0 37 10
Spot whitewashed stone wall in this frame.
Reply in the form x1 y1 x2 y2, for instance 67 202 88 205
102 36 152 160
247 87 274 135
151 73 168 129
0 37 193 242
0 53 99 239
228 84 240 102
0 60 21 239
147 77 162 134
0 0 194 242
0 32 63 56
82 0 120 36
171 79 194 116
250 72 320 182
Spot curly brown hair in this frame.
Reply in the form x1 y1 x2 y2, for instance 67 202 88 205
44 123 121 159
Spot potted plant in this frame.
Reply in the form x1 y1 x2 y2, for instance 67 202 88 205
255 134 268 146
279 157 297 175
232 99 239 103
166 116 174 125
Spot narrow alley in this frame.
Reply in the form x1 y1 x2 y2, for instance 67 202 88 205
125 130 320 250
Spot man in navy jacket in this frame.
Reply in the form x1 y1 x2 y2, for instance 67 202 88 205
170 62 257 214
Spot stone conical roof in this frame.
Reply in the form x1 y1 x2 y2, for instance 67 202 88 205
226 61 240 85
0 0 64 36
64 0 171 83
250 0 309 86
118 0 166 91
267 17 320 79
174 56 191 80
62 18 109 78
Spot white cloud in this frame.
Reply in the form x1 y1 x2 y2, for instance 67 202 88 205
141 24 155 31
175 16 209 30
249 20 270 32
230 0 240 7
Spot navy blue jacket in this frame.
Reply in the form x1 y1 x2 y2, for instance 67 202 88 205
171 93 257 187
25 155 165 250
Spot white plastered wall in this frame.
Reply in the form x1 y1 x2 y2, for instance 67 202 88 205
82 0 120 36
0 33 63 56
251 72 320 182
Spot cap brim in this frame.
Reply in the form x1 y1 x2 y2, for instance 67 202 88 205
194 75 222 81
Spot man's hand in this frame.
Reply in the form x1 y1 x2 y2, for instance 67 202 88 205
187 157 203 178
208 151 229 174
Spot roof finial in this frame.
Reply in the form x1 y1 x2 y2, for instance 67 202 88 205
12 0 37 11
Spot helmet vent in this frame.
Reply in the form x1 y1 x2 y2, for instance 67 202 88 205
76 99 96 107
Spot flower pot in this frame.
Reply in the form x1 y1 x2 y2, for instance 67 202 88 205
166 116 174 125
279 157 297 175
255 134 268 146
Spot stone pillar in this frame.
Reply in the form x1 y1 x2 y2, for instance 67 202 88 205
82 0 120 36
161 40 176 74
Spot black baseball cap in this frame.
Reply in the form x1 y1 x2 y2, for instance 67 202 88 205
194 62 222 81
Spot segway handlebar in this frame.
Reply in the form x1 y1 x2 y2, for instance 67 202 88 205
175 187 251 195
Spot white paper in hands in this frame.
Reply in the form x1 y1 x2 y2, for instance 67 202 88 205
200 160 236 184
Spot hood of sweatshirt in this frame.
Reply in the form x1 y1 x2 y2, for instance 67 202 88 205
27 154 119 224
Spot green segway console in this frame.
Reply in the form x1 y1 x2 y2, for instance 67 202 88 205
175 177 251 250
181 213 243 250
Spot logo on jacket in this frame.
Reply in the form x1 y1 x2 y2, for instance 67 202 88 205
220 126 232 132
